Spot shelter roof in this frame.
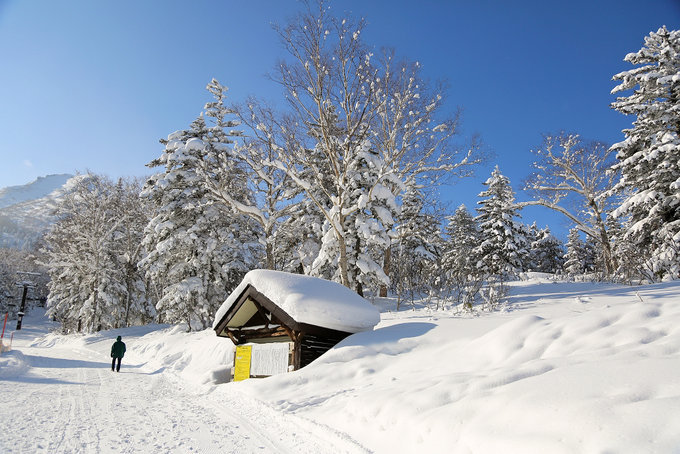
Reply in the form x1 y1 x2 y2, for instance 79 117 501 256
213 270 380 334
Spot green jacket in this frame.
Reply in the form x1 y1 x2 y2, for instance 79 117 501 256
111 336 126 358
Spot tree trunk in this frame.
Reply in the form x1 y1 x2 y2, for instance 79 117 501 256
379 246 391 297
91 287 99 333
265 241 275 270
124 269 132 328
590 200 617 276
337 231 351 288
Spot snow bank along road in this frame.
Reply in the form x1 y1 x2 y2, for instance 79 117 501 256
0 317 369 454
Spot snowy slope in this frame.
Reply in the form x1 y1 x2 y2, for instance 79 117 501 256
242 279 680 453
0 174 75 249
0 174 73 209
1 278 679 453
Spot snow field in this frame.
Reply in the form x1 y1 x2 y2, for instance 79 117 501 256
238 280 680 453
1 278 679 453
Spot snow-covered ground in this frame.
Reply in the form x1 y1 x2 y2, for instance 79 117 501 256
1 277 679 453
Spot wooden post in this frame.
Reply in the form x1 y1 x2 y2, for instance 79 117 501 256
15 285 28 330
293 337 301 370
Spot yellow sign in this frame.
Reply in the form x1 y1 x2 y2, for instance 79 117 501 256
233 345 252 382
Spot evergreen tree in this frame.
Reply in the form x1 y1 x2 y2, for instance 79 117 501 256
563 228 586 276
390 184 439 307
441 204 482 309
611 26 680 280
582 237 598 276
525 223 540 271
530 226 565 273
475 167 530 279
346 142 395 295
608 215 649 283
140 117 260 330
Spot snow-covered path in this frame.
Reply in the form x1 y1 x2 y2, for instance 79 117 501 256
0 318 368 454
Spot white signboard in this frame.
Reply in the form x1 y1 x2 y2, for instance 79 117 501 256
249 342 291 376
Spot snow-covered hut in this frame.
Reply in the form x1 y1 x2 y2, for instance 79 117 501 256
213 270 380 377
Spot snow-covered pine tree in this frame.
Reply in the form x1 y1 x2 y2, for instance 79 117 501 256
608 215 648 283
140 115 260 330
475 167 530 309
563 227 586 277
525 223 540 271
347 143 395 295
530 226 565 273
582 237 598 276
441 204 483 309
611 26 680 280
475 166 530 279
390 183 439 306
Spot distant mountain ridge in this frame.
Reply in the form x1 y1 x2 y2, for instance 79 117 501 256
0 174 75 250
0 174 73 209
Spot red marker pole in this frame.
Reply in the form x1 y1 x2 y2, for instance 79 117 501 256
0 313 6 353
1 312 7 340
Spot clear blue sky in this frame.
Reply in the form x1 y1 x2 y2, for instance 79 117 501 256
1 0 678 239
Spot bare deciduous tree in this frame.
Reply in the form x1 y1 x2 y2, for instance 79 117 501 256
523 133 618 275
268 0 483 289
270 1 376 287
228 98 301 270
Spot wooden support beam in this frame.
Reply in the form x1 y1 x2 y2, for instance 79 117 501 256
223 329 240 345
239 326 290 340
293 331 304 371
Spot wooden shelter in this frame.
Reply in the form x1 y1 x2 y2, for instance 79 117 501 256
213 270 380 377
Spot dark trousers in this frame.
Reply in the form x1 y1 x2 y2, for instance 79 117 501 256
112 357 122 372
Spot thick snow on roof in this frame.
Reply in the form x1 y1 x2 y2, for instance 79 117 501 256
213 270 380 334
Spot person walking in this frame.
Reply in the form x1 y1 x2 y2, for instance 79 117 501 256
110 335 126 372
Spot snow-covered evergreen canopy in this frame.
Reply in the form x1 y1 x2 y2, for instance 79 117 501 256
213 270 380 334
610 26 680 279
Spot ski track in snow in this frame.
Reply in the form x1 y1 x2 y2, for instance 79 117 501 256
0 331 368 454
